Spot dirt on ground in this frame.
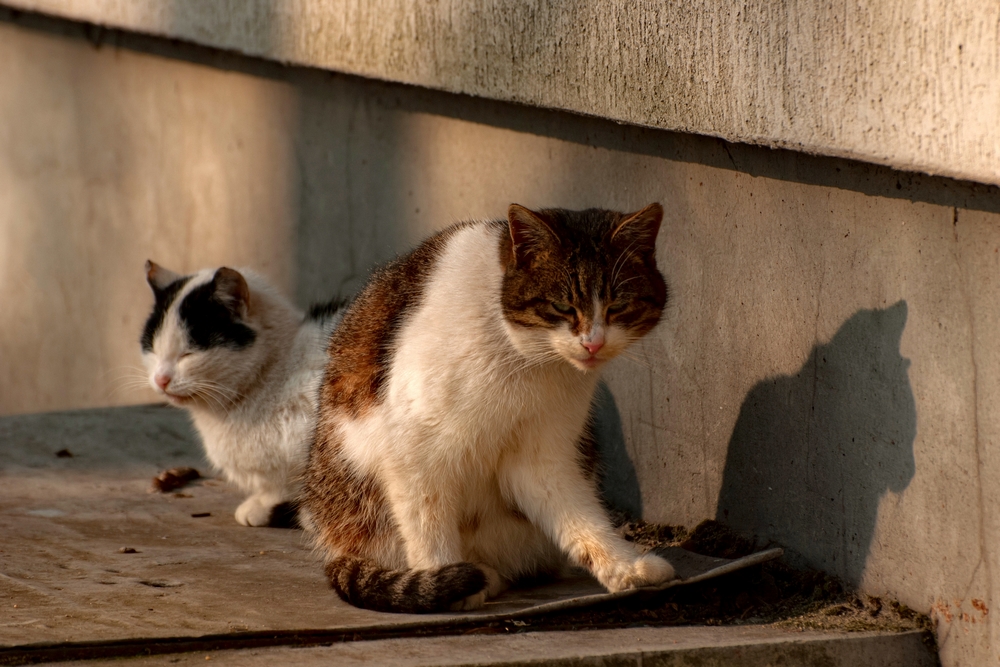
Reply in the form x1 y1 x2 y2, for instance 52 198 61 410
459 519 936 652
615 518 932 634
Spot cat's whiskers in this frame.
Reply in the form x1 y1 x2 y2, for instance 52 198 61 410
616 351 657 371
106 378 157 401
492 347 563 385
202 392 231 413
613 275 644 292
558 266 575 288
103 365 151 385
516 353 571 381
193 387 233 413
110 377 152 388
107 373 151 388
492 356 543 386
105 365 158 401
194 378 240 399
101 364 150 379
188 380 242 410
611 239 642 287
610 247 630 288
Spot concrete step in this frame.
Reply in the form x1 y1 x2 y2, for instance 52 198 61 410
39 626 935 667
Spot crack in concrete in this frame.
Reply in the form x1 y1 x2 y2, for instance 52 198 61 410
943 206 993 653
804 260 824 539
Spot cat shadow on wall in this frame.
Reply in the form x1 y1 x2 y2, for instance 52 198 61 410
716 301 916 587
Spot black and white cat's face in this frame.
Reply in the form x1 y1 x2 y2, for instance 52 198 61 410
141 261 259 408
499 204 667 372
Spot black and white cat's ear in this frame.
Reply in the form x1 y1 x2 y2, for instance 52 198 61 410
611 203 662 255
508 204 559 263
211 267 251 319
145 260 182 293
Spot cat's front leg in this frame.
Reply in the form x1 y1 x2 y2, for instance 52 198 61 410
383 468 465 569
233 470 288 527
503 440 675 592
382 469 504 610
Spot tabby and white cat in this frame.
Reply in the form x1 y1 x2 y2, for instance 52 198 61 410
141 261 343 527
302 203 674 613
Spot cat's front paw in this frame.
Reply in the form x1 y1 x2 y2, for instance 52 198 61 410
598 553 676 593
235 496 275 527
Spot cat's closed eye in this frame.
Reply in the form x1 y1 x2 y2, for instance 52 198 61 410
550 301 576 316
605 302 628 316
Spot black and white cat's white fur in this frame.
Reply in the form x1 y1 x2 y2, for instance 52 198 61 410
141 261 343 526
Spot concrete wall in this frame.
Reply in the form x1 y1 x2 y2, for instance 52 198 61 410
3 0 1000 187
3 10 1000 667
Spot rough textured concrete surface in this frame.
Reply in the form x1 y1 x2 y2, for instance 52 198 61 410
0 405 884 666
43 627 936 667
2 0 999 186
0 11 996 667
0 405 779 657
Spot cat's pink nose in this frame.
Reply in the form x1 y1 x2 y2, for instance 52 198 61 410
154 374 172 391
582 340 604 355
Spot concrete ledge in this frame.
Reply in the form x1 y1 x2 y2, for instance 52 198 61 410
44 627 937 667
2 0 999 187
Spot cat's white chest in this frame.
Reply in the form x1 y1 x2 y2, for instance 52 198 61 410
189 325 326 488
359 224 596 468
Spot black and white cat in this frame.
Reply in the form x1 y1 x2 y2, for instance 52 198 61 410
141 261 343 527
302 203 676 613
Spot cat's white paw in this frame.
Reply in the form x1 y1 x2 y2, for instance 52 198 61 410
598 553 676 593
235 495 275 527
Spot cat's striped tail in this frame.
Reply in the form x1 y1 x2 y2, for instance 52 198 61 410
325 556 490 614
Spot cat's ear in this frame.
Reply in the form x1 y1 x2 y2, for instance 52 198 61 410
145 260 182 293
212 267 251 319
508 204 559 264
611 203 662 256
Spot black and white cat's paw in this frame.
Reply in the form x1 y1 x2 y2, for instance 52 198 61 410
235 494 281 527
597 553 676 593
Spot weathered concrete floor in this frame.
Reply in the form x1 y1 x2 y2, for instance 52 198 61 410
0 406 936 665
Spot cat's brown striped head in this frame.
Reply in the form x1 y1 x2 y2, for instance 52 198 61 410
499 204 667 371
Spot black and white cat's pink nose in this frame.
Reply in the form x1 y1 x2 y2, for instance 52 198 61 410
154 373 173 391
